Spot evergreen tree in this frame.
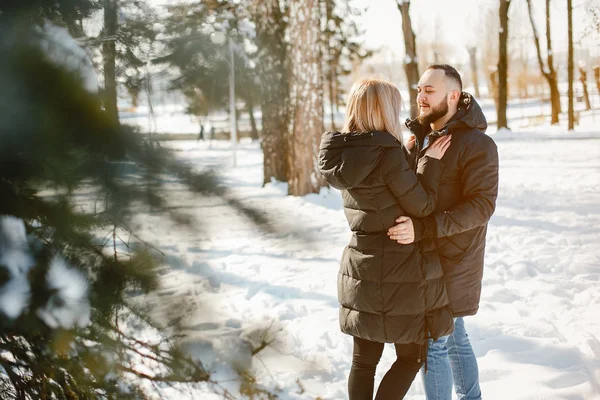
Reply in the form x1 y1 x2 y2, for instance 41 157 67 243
0 0 100 33
321 0 372 131
249 0 290 184
117 0 160 111
159 1 260 140
0 16 268 399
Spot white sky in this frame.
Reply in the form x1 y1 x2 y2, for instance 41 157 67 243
356 0 485 56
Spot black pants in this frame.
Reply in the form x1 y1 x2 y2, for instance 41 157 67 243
348 337 423 400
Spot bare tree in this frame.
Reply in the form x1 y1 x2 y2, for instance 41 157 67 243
525 0 561 124
581 0 600 41
568 0 575 130
320 1 370 132
579 67 592 111
287 0 326 196
250 0 290 184
514 37 531 99
497 0 511 130
595 66 600 94
481 7 499 104
468 47 481 98
396 1 419 119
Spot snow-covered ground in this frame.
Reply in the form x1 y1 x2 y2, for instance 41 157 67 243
121 95 600 136
131 113 600 399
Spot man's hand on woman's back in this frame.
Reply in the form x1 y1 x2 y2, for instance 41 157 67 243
387 216 415 244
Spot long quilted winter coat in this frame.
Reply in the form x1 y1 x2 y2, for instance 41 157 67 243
318 130 453 344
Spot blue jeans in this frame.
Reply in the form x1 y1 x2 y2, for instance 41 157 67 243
420 317 481 400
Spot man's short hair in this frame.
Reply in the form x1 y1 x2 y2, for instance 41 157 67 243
426 64 463 92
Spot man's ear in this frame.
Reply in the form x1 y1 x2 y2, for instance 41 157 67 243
450 90 461 102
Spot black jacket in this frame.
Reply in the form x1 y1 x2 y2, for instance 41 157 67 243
406 93 499 317
318 130 454 344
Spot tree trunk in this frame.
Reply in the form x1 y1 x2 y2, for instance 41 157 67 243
497 0 511 130
130 91 138 108
545 0 561 116
547 78 561 124
567 0 574 130
490 69 499 107
468 47 481 98
333 75 340 114
580 68 592 111
235 107 240 141
287 0 325 196
250 0 289 184
526 0 561 124
103 0 119 125
549 77 561 123
397 1 420 119
247 96 259 141
329 62 336 130
594 67 600 94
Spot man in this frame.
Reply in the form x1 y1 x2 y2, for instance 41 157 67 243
388 64 499 400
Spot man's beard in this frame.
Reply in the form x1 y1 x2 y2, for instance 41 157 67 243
418 96 449 127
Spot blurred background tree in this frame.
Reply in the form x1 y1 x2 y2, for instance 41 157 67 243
0 3 272 398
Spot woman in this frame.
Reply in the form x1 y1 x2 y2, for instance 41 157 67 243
318 79 453 399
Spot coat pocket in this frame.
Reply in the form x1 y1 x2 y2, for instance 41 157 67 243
437 236 467 263
426 306 454 340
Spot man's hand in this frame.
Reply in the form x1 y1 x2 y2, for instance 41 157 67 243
387 216 415 244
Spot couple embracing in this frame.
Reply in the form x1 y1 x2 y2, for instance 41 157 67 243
319 65 499 399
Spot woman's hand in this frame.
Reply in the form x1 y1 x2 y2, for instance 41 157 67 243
405 135 416 151
425 135 452 159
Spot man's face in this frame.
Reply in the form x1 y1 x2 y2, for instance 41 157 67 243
416 69 450 125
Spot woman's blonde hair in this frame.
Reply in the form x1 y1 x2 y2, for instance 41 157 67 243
342 79 403 142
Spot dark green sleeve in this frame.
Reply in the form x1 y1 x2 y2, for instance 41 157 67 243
414 136 499 240
383 147 443 218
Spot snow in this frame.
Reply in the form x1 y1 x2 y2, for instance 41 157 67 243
122 95 600 136
37 256 91 329
237 19 257 39
0 216 90 328
0 268 31 319
0 216 28 249
0 217 33 318
120 109 600 399
38 22 99 93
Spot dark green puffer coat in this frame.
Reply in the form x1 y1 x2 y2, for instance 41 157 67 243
406 93 499 317
318 131 454 344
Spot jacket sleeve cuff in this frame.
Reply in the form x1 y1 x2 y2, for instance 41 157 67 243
417 155 444 176
404 146 418 170
413 216 437 241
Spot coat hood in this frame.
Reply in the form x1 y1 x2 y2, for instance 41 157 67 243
405 92 487 140
318 131 401 190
